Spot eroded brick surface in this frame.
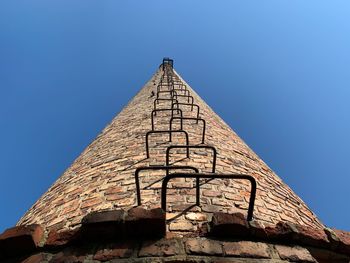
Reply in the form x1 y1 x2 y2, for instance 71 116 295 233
93 242 135 260
17 65 324 235
223 241 271 258
275 245 316 262
2 234 350 262
139 238 182 257
333 229 350 254
186 238 222 256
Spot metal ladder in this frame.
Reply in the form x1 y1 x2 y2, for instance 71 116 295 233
134 58 256 221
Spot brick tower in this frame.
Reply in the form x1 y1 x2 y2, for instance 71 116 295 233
1 58 350 262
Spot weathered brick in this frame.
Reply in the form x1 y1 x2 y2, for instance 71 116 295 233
139 238 181 257
50 251 86 263
80 210 125 240
0 224 44 257
275 245 316 262
80 197 103 209
209 212 249 237
62 200 80 214
22 253 50 263
333 229 350 255
125 207 166 237
93 242 134 260
265 221 296 241
223 241 271 258
307 247 350 263
82 209 125 224
185 212 207 221
105 193 130 201
248 220 268 239
104 186 124 195
186 238 222 256
324 227 340 250
45 228 79 247
169 220 195 231
294 224 329 248
202 190 222 197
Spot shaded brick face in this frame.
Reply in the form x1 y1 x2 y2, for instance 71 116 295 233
17 66 323 233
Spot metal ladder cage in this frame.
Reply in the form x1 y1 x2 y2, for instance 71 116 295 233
162 57 174 70
173 83 187 90
154 98 179 113
172 102 200 123
156 90 178 100
171 89 190 97
151 108 184 131
157 83 173 92
145 130 190 158
131 58 257 221
161 172 257 221
173 94 194 105
134 165 199 206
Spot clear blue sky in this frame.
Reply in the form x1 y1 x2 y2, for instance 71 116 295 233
1 1 349 233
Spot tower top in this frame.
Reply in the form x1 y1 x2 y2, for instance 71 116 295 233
162 57 174 69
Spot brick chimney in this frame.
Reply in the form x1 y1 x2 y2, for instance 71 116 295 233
1 59 349 262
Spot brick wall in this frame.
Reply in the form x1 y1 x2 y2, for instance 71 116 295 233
17 63 323 234
2 209 350 262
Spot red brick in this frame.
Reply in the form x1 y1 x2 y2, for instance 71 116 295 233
200 204 223 213
295 224 329 248
139 238 181 257
223 241 271 258
248 220 268 239
22 253 49 263
169 220 194 231
105 193 130 201
93 242 134 260
186 238 222 256
333 229 350 255
275 245 316 262
307 247 350 263
80 210 125 240
104 186 124 195
50 251 86 263
324 227 340 250
62 200 80 214
82 209 124 224
264 221 296 241
209 212 249 237
45 228 79 247
125 207 165 237
0 224 44 256
185 212 207 221
80 197 102 209
202 190 222 197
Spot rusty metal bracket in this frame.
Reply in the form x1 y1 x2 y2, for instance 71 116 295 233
151 108 183 130
173 94 194 107
161 173 257 221
171 89 190 96
172 102 200 122
134 165 199 205
146 130 190 158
